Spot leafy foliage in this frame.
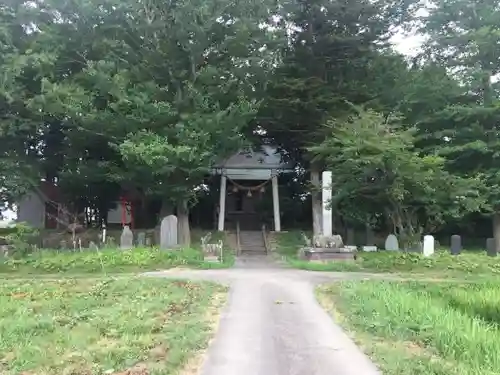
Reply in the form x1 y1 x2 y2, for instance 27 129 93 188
310 108 484 245
0 0 277 239
260 0 419 162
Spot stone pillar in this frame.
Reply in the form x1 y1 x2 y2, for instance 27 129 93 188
218 175 227 231
272 174 281 232
322 171 333 237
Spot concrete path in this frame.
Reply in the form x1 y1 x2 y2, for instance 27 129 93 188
143 255 382 375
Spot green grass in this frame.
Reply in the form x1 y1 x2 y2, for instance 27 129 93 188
276 231 500 277
318 280 500 375
0 277 227 375
0 246 234 275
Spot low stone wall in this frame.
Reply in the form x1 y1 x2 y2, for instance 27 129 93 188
298 247 357 263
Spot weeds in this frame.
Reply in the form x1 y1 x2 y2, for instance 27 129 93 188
318 280 500 375
0 246 234 275
276 231 500 276
0 277 227 375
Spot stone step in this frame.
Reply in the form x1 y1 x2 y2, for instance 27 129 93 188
240 236 264 242
240 241 265 247
238 230 267 253
240 249 267 255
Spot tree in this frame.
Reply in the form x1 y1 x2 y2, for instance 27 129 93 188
420 0 500 249
259 0 419 235
310 108 484 247
2 0 278 244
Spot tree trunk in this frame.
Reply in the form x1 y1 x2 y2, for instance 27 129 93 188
177 199 191 247
493 213 500 253
311 167 322 236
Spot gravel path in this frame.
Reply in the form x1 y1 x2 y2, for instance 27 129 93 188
144 256 382 375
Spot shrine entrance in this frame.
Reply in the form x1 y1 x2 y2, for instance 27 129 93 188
225 179 269 231
212 146 294 232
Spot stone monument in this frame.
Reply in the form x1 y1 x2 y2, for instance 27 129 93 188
450 234 461 255
423 235 434 257
299 233 356 262
384 234 399 251
120 226 133 250
160 215 178 249
322 171 333 237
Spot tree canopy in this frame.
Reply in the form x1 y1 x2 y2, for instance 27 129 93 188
1 0 499 246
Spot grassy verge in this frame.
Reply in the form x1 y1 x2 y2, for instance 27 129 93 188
276 231 500 277
0 277 226 375
318 280 500 375
0 246 234 275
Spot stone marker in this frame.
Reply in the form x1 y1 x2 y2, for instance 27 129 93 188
160 215 178 249
486 237 496 257
145 237 152 247
423 235 435 257
450 234 461 255
362 245 377 252
384 234 399 251
120 225 134 250
137 232 146 247
322 171 333 237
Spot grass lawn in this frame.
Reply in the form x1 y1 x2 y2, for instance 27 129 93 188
0 277 226 375
318 280 500 375
0 246 234 276
276 231 500 277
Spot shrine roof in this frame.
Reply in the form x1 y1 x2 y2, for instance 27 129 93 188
214 145 295 171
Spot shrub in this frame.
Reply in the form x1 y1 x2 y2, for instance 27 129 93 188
3 222 39 258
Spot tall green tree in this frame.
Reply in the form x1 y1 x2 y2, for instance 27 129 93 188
0 1 56 211
1 0 279 243
420 0 500 250
310 108 484 246
259 0 418 235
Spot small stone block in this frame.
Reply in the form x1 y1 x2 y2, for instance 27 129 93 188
302 248 356 262
423 235 435 257
450 234 461 255
120 226 133 250
362 246 377 252
385 234 399 251
204 255 220 263
160 215 178 249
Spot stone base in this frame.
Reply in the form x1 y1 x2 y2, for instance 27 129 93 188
300 248 357 263
204 255 221 263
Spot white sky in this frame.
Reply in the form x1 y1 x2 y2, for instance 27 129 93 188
392 33 425 57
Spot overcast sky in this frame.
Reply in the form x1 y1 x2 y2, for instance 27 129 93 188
392 32 425 57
